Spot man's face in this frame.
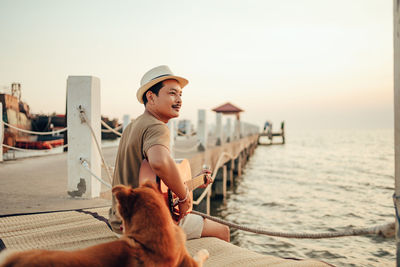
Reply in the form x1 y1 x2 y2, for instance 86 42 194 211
149 79 182 122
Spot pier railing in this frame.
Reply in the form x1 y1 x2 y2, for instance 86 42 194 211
1 76 259 216
0 76 255 200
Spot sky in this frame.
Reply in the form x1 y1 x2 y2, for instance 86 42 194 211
0 0 394 131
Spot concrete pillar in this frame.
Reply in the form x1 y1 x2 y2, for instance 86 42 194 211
67 76 101 198
197 109 207 151
215 112 222 146
241 151 246 167
122 114 130 131
234 154 242 176
167 119 175 158
0 102 3 162
226 118 231 143
233 119 238 140
185 120 191 138
229 160 234 185
206 189 211 215
213 165 227 199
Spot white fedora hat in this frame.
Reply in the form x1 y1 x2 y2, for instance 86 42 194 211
136 65 189 104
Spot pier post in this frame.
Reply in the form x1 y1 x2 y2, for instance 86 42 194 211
228 160 234 186
222 165 227 199
215 113 222 146
234 117 241 140
185 120 191 138
67 76 101 198
226 118 231 143
0 102 3 162
234 154 242 176
206 189 211 215
122 114 130 131
197 109 207 151
213 165 227 199
393 1 400 263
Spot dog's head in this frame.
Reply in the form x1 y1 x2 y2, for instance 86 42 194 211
112 181 172 235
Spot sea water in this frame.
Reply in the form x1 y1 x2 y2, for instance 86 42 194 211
211 128 394 266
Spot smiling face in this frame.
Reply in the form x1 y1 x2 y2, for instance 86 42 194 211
145 79 182 123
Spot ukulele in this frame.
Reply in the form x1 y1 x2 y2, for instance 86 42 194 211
138 159 208 221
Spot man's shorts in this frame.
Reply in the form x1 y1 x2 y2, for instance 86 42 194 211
178 213 204 240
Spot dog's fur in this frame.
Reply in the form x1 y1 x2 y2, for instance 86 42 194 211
0 182 209 267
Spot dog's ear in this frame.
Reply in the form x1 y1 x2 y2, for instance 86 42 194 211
112 184 127 195
140 181 159 192
112 185 136 220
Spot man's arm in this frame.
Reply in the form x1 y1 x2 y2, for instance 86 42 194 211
146 145 192 220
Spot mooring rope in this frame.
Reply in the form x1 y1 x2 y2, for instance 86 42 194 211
100 120 122 136
78 107 113 184
191 210 394 239
2 120 67 135
80 158 112 188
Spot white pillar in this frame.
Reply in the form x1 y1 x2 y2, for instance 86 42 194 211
197 109 207 151
122 114 130 131
185 120 191 138
226 118 231 142
167 119 175 158
215 112 222 145
234 118 239 140
393 0 400 262
67 76 101 198
0 102 3 162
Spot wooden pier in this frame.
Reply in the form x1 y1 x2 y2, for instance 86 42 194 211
258 120 285 145
0 78 331 265
175 134 259 215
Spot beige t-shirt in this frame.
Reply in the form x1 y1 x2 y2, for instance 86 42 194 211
108 110 170 232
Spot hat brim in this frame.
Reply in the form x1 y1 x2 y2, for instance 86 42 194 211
136 75 188 104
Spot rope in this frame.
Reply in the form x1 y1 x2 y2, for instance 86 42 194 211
191 210 394 239
3 143 68 152
100 120 122 136
193 151 238 205
3 121 67 135
78 107 113 184
80 158 112 188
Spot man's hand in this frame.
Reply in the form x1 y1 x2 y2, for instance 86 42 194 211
198 168 213 189
178 194 192 221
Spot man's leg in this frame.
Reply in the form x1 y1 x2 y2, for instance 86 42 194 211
201 219 230 242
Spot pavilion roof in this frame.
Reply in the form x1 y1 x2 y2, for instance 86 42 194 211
212 102 244 114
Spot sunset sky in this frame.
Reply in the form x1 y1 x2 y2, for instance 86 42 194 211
0 0 393 130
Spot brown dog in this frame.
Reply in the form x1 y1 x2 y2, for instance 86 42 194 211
0 182 209 267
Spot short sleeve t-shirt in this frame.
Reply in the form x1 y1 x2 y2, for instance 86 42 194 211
108 110 170 232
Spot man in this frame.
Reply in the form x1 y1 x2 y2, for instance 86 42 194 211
109 65 230 242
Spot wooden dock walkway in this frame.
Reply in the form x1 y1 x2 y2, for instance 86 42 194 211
174 134 259 214
258 121 285 145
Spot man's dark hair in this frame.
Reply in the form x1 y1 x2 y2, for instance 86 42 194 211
142 81 164 105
